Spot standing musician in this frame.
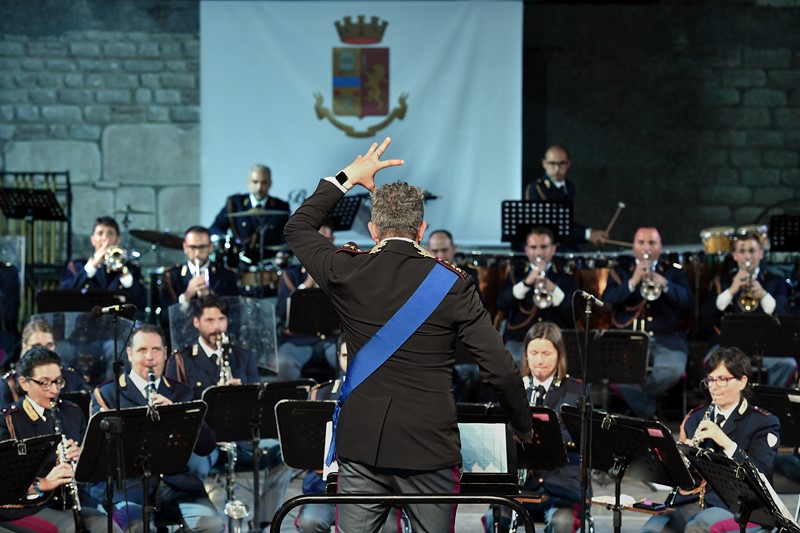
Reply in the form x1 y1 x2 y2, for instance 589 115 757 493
602 226 694 420
641 346 780 533
284 137 533 532
209 164 290 262
523 145 608 248
0 347 119 533
91 324 222 533
699 230 795 387
483 322 583 533
1 320 85 407
60 216 147 313
497 226 578 363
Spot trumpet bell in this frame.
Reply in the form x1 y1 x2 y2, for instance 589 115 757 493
223 500 249 520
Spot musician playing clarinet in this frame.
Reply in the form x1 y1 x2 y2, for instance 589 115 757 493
641 346 780 533
0 347 120 533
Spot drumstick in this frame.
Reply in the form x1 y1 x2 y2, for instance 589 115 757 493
604 238 633 247
604 202 626 234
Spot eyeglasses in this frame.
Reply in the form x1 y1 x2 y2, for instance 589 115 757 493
544 161 569 168
185 244 211 250
26 377 66 390
28 342 57 350
701 376 737 388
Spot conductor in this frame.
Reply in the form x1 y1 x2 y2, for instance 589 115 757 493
284 137 533 532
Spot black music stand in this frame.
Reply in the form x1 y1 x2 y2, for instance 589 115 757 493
678 443 800 533
0 434 60 505
501 200 573 248
720 314 787 384
563 329 650 408
770 215 800 253
275 399 335 471
36 289 126 314
75 402 207 533
0 187 67 222
287 288 340 337
561 405 695 533
202 380 313 528
329 195 367 232
751 384 800 447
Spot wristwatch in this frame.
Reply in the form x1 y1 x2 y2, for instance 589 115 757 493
335 171 349 186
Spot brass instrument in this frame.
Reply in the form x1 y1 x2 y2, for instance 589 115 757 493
104 246 128 272
639 252 663 301
531 256 554 309
50 401 88 533
737 260 759 312
215 332 233 386
193 257 210 288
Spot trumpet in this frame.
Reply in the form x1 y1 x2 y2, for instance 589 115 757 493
737 260 759 312
639 252 663 301
531 256 554 309
104 246 128 272
216 331 233 386
50 401 88 533
193 257 210 288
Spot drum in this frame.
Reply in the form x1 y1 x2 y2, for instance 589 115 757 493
699 226 734 254
735 224 769 249
212 234 241 269
237 263 281 296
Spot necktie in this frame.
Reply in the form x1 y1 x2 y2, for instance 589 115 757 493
534 385 546 406
715 413 725 428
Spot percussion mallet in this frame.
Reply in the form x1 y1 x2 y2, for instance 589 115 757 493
605 202 626 234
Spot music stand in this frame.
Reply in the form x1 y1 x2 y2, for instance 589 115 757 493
770 215 800 253
561 405 695 533
751 384 800 447
75 402 207 533
0 187 67 221
36 289 126 314
678 443 800 533
0 434 60 505
202 380 314 528
501 200 573 246
287 288 340 337
328 195 367 232
720 314 785 384
275 399 335 471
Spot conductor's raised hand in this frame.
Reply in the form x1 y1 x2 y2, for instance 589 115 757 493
341 137 404 192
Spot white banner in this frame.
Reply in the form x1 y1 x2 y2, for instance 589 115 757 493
201 1 522 247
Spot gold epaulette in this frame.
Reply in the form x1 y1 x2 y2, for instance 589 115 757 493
337 242 363 254
437 258 467 279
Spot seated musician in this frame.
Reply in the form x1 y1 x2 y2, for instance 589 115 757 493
158 225 238 325
602 226 694 420
1 319 85 407
91 324 222 533
165 295 291 526
275 220 337 381
60 216 147 313
483 322 583 533
0 347 120 533
496 226 578 364
699 230 796 387
641 346 780 533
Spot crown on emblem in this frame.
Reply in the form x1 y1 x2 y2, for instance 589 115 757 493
335 15 388 44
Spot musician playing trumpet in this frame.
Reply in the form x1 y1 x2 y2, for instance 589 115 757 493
0 347 121 533
641 346 780 533
699 230 795 387
497 226 578 363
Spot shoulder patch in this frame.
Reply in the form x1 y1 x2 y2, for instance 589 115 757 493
751 404 771 416
336 242 363 254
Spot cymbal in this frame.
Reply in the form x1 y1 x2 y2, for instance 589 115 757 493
114 206 154 215
130 229 183 249
228 207 290 218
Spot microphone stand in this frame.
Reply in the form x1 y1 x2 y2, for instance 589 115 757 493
578 295 593 533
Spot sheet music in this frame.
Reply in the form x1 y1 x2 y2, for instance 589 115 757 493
459 423 507 473
322 421 338 480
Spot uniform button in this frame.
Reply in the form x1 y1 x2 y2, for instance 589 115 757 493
196 381 202 387
646 316 653 322
242 221 247 227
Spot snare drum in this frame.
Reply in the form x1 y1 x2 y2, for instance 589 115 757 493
699 226 734 254
735 224 769 248
238 263 280 296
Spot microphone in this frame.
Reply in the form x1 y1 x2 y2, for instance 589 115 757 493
91 303 136 317
579 291 612 312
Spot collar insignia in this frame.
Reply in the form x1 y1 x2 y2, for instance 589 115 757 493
370 240 388 254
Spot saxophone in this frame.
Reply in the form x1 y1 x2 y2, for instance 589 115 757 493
50 401 88 533
216 331 233 386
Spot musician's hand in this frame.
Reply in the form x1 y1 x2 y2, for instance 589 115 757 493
341 137 404 192
63 438 81 462
749 280 766 299
149 392 173 406
226 378 243 386
91 240 112 266
630 263 646 286
694 419 734 450
588 229 609 246
185 275 208 299
728 271 749 294
651 272 668 287
41 463 74 491
509 424 534 444
302 274 317 289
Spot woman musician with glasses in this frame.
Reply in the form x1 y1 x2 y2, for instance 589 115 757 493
0 347 120 533
641 346 780 533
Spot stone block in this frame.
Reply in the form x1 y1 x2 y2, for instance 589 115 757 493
116 187 157 229
141 74 160 88
64 74 83 88
742 89 787 107
102 124 199 185
715 108 770 128
86 74 104 88
20 58 44 71
716 130 746 146
41 105 82 122
703 88 739 106
45 59 76 72
68 124 101 141
137 42 161 58
160 42 182 59
103 42 136 58
746 130 784 147
154 89 180 105
77 59 121 72
165 60 186 71
790 90 800 107
69 42 101 57
134 89 152 104
105 74 139 89
146 106 169 122
0 41 24 55
0 125 16 140
698 186 751 205
29 89 56 105
767 70 800 90
730 149 761 168
763 149 799 167
0 105 13 121
0 90 28 104
15 74 38 88
170 106 199 123
15 105 39 122
159 186 200 233
786 130 800 149
722 69 766 88
731 207 763 225
96 90 131 104
58 89 93 105
4 140 101 183
0 74 13 89
184 40 199 58
782 169 800 188
775 109 800 129
181 89 199 105
69 186 115 236
160 73 195 89
695 206 732 223
27 41 68 57
743 48 792 69
754 186 794 204
37 74 62 89
0 58 19 70
48 125 68 139
122 59 164 73
14 124 47 139
740 168 780 186
701 46 741 69
110 105 146 123
85 105 111 123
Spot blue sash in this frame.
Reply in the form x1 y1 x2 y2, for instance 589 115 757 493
325 262 458 466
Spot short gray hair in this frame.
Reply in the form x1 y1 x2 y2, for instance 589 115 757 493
370 182 425 240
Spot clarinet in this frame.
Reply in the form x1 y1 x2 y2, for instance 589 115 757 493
146 367 160 421
689 403 716 447
50 401 88 533
216 332 233 386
